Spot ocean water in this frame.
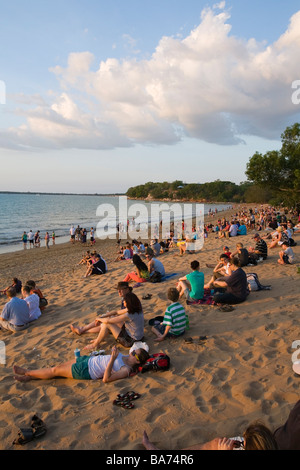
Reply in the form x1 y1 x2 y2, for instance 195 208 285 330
0 193 231 254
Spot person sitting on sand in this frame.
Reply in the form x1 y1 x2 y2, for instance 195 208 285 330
150 239 161 257
21 285 41 322
278 242 295 265
71 292 145 351
123 254 150 284
115 243 133 261
146 252 165 280
237 221 247 236
0 277 22 296
268 226 289 249
230 242 249 267
25 280 48 310
13 345 149 383
204 254 231 290
176 260 204 301
83 254 107 277
0 287 30 332
78 250 92 265
212 257 249 305
151 288 186 342
248 233 268 261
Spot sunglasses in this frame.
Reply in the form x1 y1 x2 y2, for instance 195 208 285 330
131 351 140 361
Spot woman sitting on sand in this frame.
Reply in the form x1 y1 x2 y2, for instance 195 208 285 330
13 345 149 383
123 254 150 284
70 292 145 351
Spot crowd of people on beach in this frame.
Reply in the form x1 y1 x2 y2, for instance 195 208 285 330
2 203 300 450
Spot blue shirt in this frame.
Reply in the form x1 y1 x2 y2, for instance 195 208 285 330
1 297 30 326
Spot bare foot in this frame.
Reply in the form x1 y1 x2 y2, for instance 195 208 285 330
13 365 27 375
70 324 83 335
83 341 99 351
14 374 32 382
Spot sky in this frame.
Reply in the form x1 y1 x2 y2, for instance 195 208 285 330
0 0 300 194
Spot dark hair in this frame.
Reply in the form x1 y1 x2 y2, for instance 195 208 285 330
167 287 179 302
132 254 148 273
26 280 36 288
243 421 278 450
124 292 142 314
190 260 199 270
22 285 31 294
131 348 150 372
7 287 16 297
220 254 229 260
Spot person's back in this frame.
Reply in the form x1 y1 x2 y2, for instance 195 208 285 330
1 292 30 326
24 293 41 322
152 257 165 276
238 248 249 267
186 270 204 300
223 267 248 301
163 301 186 336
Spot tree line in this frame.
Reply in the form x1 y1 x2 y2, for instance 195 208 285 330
126 124 300 208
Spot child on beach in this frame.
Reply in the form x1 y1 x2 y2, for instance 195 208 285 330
278 242 295 265
151 288 187 342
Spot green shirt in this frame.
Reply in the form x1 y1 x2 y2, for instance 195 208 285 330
163 302 186 335
186 270 204 300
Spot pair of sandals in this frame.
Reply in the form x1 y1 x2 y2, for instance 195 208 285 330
142 294 152 300
218 304 235 312
13 415 47 445
184 335 207 344
113 391 141 409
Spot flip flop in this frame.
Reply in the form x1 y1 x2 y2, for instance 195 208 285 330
13 428 34 445
124 391 141 400
113 399 135 409
184 337 194 344
13 415 47 445
142 294 152 300
31 415 47 439
218 304 235 312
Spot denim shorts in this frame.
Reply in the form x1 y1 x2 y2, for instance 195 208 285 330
71 355 92 380
154 323 184 338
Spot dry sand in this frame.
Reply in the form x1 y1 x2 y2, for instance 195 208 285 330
0 207 299 450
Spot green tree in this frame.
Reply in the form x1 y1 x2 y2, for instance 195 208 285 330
245 123 300 206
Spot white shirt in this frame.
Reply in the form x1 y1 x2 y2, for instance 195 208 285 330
24 293 41 322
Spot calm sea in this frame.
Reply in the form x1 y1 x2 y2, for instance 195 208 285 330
0 193 231 254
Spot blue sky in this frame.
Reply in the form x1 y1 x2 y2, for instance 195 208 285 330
1 0 300 193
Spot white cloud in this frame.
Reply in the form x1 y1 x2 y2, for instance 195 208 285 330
1 5 300 151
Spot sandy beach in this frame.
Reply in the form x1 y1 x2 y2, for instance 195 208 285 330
0 206 299 451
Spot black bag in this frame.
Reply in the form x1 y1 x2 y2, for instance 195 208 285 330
39 298 48 308
149 271 162 283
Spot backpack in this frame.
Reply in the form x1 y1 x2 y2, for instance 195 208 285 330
138 353 170 373
149 271 162 283
246 273 271 292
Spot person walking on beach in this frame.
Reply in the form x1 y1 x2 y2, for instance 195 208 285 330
52 231 55 245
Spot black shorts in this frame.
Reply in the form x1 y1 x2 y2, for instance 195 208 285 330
116 325 135 348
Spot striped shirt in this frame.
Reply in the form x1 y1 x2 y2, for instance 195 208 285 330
163 302 186 335
255 239 268 259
